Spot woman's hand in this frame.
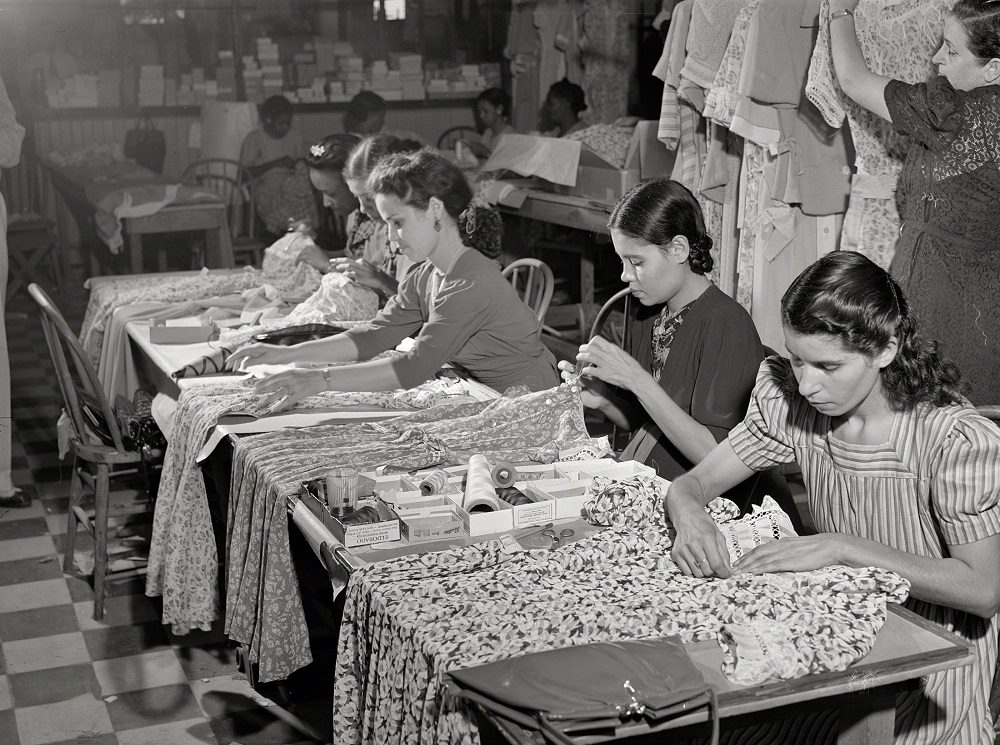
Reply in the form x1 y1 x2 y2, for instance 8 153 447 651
295 244 333 273
330 258 397 296
557 359 613 411
226 342 293 371
253 368 326 410
574 336 648 393
665 489 732 579
734 534 845 575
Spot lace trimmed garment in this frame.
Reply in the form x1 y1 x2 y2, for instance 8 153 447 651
806 0 951 268
145 376 478 635
884 77 1000 405
332 493 909 745
80 232 324 365
225 383 600 682
729 357 1000 745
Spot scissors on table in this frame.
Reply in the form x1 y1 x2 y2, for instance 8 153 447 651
540 526 575 548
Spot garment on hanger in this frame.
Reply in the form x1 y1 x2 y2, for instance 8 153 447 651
534 1 583 91
679 0 752 90
579 0 630 123
652 0 693 149
806 0 951 268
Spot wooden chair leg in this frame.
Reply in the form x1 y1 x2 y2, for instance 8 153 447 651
63 463 83 574
92 463 111 620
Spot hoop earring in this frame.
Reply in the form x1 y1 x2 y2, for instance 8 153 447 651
433 218 441 232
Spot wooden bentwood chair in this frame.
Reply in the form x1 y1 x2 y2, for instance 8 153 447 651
28 283 154 619
502 258 555 339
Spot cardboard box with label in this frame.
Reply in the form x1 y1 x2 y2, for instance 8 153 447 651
481 122 675 205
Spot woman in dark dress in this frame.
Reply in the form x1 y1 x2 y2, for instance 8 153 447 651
830 0 1000 405
559 179 781 510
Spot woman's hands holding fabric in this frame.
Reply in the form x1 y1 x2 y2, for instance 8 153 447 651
666 490 732 579
226 342 293 370
253 368 326 410
734 534 845 575
330 258 397 296
556 359 613 410
574 337 648 393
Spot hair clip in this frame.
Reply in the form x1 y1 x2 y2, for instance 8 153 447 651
309 144 326 157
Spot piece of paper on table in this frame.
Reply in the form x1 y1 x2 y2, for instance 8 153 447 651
481 134 581 187
163 317 207 327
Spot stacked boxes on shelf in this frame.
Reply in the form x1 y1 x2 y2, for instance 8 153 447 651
425 62 499 99
257 37 285 101
138 65 165 107
46 75 99 108
216 50 238 102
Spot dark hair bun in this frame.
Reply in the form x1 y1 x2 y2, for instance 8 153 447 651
688 235 714 275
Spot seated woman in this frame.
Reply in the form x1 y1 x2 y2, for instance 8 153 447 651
558 178 773 508
328 134 423 300
239 95 317 235
228 147 559 401
294 133 361 272
466 87 515 159
343 91 387 137
666 251 1000 745
540 78 587 137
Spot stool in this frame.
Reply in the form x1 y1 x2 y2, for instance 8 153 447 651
7 214 63 302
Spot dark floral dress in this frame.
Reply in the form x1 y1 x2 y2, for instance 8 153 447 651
884 76 1000 405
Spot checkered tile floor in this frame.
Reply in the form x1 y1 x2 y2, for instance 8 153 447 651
2 273 328 745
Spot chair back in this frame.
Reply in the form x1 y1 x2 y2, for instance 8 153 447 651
588 287 632 347
182 158 258 241
27 283 127 452
437 125 479 153
502 258 554 334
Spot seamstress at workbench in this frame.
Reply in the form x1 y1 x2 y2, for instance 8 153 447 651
228 148 559 401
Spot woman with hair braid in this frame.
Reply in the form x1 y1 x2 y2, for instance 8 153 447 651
558 179 773 509
830 0 1000 404
666 250 1000 745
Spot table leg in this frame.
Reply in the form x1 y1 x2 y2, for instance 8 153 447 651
836 688 895 745
128 232 143 274
205 214 235 268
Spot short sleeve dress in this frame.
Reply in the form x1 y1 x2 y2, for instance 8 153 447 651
883 76 1000 406
729 357 1000 745
619 284 771 507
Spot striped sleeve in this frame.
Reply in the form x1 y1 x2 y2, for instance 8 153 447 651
727 358 797 471
931 413 1000 545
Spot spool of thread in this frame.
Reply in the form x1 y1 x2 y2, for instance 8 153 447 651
464 454 498 511
498 486 533 507
490 462 517 488
466 494 502 513
419 469 450 496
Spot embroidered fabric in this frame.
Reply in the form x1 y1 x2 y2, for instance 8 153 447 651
650 304 690 381
563 123 635 169
145 376 480 635
224 384 598 681
806 0 951 267
331 499 909 745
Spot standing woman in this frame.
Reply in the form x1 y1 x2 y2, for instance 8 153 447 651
666 251 1000 745
558 179 774 508
829 0 1000 404
228 148 559 401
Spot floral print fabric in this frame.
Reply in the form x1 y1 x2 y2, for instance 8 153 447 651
332 495 909 745
145 376 481 635
650 304 691 381
806 0 951 267
225 384 600 681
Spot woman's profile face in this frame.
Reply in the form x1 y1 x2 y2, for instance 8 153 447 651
932 16 995 91
345 176 378 218
783 328 886 417
375 193 438 262
611 229 686 306
476 100 502 130
309 168 357 213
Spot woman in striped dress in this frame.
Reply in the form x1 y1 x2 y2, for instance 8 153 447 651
665 250 1000 745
